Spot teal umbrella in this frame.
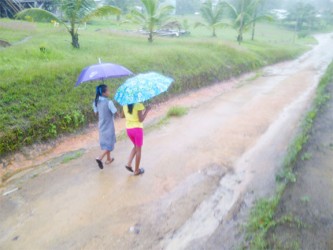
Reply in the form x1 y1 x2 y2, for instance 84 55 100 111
114 72 174 106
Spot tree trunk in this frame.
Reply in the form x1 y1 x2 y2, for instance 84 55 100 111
251 10 257 40
70 30 80 48
148 30 153 43
70 22 79 48
238 0 245 44
212 27 216 37
237 32 243 44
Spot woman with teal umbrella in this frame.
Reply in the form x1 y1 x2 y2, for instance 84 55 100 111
116 72 174 176
122 103 151 176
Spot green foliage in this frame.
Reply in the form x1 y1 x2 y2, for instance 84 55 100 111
225 0 273 43
287 2 317 31
167 106 189 117
16 2 121 48
128 0 174 42
246 195 280 249
300 195 310 203
61 150 84 164
301 152 312 161
194 0 227 37
0 19 308 156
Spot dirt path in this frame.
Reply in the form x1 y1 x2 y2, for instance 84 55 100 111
266 82 333 250
1 34 333 250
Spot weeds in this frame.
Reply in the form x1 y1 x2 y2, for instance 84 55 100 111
167 106 189 118
245 61 333 249
301 152 312 161
61 150 84 164
300 195 311 203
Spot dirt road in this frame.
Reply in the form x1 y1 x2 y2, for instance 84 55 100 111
1 34 333 250
267 80 333 250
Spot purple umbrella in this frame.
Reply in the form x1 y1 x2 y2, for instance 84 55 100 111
75 62 133 87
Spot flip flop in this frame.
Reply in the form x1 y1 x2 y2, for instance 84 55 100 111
134 168 145 176
96 159 104 170
105 158 115 165
125 166 134 173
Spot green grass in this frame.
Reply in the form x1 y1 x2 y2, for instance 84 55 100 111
167 106 189 117
0 18 311 155
61 150 84 164
244 61 333 250
301 152 312 161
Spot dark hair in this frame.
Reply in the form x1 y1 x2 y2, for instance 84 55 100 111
95 84 108 108
128 104 134 114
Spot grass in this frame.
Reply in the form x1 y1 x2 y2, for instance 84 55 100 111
301 152 312 161
0 18 311 156
244 60 333 249
61 150 84 164
167 106 189 117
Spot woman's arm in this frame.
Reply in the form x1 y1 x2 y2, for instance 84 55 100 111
120 109 125 118
138 106 151 122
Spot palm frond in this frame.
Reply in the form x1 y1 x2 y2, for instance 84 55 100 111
155 4 174 25
194 22 208 28
141 0 158 17
212 21 228 28
83 5 121 22
16 8 60 23
129 9 147 25
61 0 95 22
224 1 238 19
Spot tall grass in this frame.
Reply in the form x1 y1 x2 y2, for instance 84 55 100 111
0 19 309 155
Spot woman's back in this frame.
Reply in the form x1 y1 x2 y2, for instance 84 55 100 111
123 103 145 129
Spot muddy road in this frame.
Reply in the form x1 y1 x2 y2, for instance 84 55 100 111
1 34 333 250
267 82 333 250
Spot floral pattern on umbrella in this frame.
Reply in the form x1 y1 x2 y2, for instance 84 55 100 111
114 72 174 106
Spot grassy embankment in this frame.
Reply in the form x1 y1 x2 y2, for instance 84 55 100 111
0 18 313 155
244 61 333 249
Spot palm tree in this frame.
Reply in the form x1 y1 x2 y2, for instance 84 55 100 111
250 0 266 40
288 2 317 32
194 0 227 37
16 0 121 48
129 0 174 42
226 0 271 44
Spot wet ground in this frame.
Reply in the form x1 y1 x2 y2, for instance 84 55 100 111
1 34 333 250
267 84 333 250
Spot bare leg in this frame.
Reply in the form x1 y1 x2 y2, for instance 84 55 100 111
106 151 111 162
134 147 142 174
98 150 108 161
127 147 136 167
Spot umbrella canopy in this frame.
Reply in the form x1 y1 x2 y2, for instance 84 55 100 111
114 72 174 106
75 63 133 87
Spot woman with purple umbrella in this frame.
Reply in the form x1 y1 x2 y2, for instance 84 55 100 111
76 61 133 169
93 84 117 170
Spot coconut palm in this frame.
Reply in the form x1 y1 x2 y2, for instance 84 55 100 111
194 0 227 37
250 0 270 40
288 2 317 31
16 0 121 48
225 0 272 44
129 0 175 42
